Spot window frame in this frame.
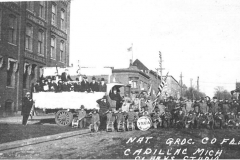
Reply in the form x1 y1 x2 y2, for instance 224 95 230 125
26 1 34 12
50 36 56 59
60 9 65 31
59 40 65 62
39 1 45 19
38 29 44 55
0 8 2 40
8 14 17 45
25 23 33 51
132 81 137 89
51 3 57 26
6 61 15 87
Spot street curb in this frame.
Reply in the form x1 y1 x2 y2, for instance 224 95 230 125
0 129 90 151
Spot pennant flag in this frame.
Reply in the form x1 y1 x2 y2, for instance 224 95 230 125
127 46 132 52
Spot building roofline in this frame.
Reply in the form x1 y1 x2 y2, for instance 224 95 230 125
163 75 180 86
112 69 150 79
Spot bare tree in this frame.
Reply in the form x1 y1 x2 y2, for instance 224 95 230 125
214 86 231 100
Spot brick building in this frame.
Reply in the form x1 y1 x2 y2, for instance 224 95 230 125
0 1 71 116
162 75 181 99
112 63 150 95
112 59 181 99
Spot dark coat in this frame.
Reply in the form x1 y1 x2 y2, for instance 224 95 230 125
61 72 73 82
34 84 41 92
97 98 110 115
167 101 176 112
110 92 123 110
90 82 99 92
21 97 33 115
81 80 90 92
62 84 70 91
74 82 81 92
48 82 57 91
56 83 63 92
99 83 107 92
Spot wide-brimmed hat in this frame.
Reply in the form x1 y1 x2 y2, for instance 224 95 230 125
101 78 105 81
26 92 31 95
92 76 96 80
80 105 85 109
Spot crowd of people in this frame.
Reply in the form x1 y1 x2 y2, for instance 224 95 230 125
33 75 107 93
74 94 240 132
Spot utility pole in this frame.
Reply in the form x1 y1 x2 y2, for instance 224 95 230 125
197 76 199 92
155 51 165 84
180 72 183 97
190 78 193 88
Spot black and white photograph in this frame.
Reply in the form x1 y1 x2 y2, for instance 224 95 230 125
0 0 240 159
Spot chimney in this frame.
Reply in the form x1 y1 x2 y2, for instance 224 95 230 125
130 59 132 67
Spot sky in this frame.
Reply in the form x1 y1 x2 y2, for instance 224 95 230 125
69 0 240 97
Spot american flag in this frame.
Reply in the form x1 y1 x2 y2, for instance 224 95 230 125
156 72 169 98
152 72 169 107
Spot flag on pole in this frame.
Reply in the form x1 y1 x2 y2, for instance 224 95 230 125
156 72 169 97
77 60 81 75
127 46 132 52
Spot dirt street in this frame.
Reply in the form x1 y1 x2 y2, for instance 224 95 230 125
0 128 240 159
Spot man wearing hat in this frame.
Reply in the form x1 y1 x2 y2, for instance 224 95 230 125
110 87 123 111
56 80 63 92
81 75 90 92
78 105 87 128
34 80 41 92
90 108 100 132
99 78 107 92
106 108 116 131
126 105 139 129
61 69 73 82
97 95 110 130
21 92 34 125
210 97 220 114
90 76 99 92
199 97 208 114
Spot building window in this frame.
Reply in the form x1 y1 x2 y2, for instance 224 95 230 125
23 63 32 89
51 3 57 26
60 41 64 62
50 36 56 59
60 9 65 31
39 1 45 19
7 59 18 87
8 15 17 44
25 24 33 51
38 30 44 55
132 81 137 89
4 100 15 116
0 9 2 39
7 62 14 87
26 1 34 12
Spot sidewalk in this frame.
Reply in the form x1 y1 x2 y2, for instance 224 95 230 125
0 128 90 151
0 114 55 125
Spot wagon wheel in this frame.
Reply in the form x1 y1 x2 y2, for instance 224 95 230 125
55 110 73 126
